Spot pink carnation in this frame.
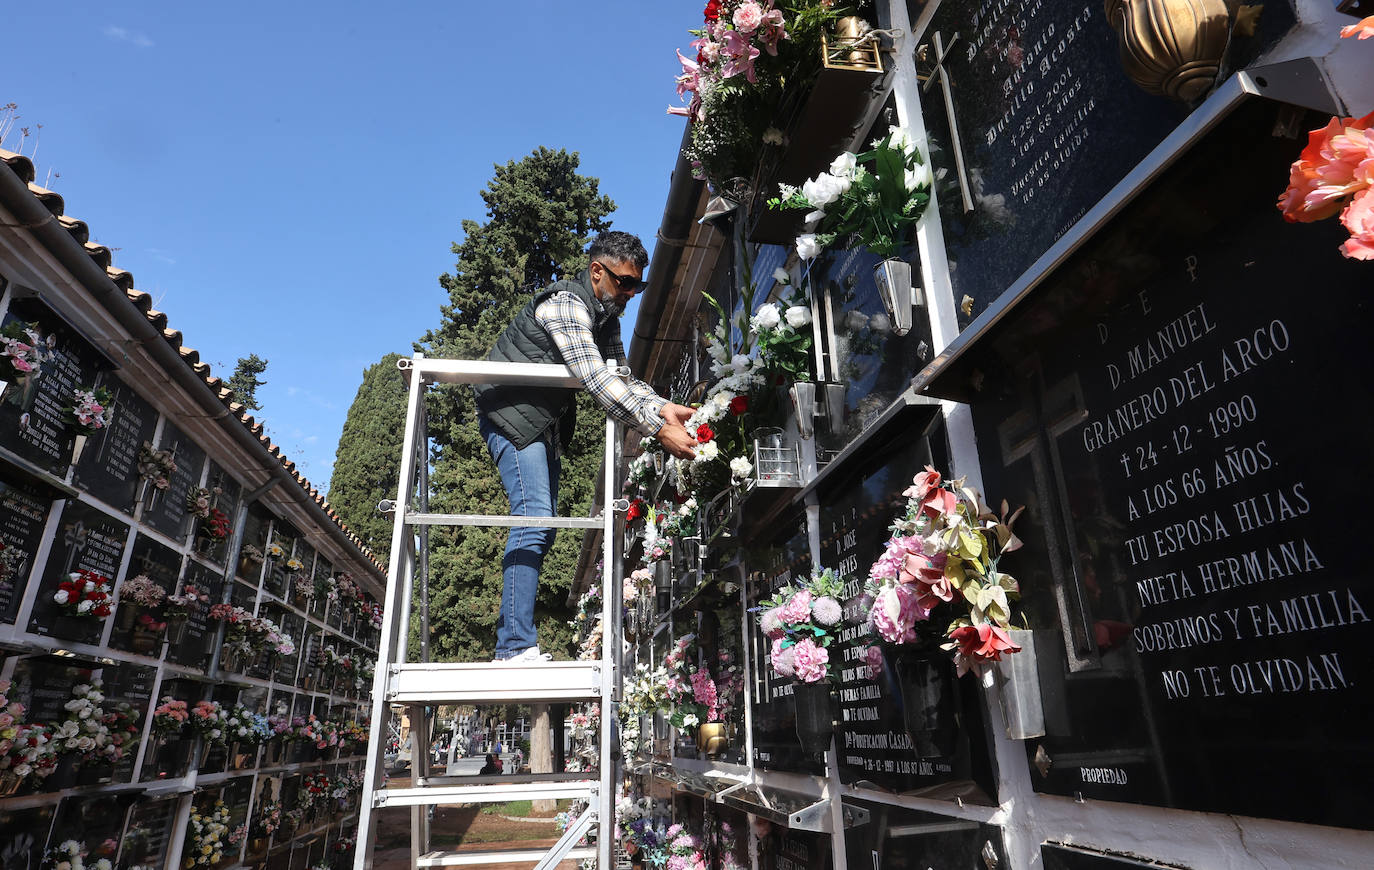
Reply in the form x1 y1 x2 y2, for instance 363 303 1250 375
791 638 829 683
732 1 763 33
869 583 930 644
778 590 813 625
865 645 884 679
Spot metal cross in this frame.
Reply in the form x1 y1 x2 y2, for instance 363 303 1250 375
918 31 975 213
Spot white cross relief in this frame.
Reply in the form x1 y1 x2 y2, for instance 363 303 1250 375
918 31 975 214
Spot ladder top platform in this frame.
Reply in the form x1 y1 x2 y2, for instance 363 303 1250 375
399 358 586 388
387 661 605 704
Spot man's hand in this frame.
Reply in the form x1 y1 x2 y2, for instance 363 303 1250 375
659 401 696 428
656 422 697 460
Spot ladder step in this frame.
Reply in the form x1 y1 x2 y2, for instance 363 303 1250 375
388 662 605 704
417 847 597 867
376 779 596 808
406 512 605 529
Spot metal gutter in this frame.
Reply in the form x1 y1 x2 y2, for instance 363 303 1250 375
0 161 380 583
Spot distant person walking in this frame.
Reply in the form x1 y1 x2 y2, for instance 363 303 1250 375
478 753 500 776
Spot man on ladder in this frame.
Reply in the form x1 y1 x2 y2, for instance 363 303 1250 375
473 230 697 662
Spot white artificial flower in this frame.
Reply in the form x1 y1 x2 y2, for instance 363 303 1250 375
784 305 811 328
804 209 825 230
77 599 93 613
796 233 821 260
729 456 754 480
772 266 791 285
54 590 69 605
829 151 858 178
904 162 933 192
885 125 916 156
682 713 700 727
693 441 720 463
751 303 781 331
777 182 799 199
801 173 846 207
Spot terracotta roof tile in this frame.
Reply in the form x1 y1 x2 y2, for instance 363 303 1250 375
0 150 379 567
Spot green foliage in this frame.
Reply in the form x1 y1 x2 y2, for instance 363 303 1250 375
418 148 616 663
227 354 269 412
327 353 407 565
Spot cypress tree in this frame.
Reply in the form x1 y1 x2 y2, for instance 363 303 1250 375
327 353 407 565
419 147 616 662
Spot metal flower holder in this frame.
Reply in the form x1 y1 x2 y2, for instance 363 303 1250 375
752 437 802 488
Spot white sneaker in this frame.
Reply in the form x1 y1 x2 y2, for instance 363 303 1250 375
491 646 552 663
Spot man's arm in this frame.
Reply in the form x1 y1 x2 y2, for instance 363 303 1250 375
537 293 695 458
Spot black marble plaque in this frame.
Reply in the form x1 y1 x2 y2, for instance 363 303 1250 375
238 503 271 582
28 501 130 643
123 797 180 870
939 101 1374 828
100 661 157 781
71 379 157 513
819 416 996 800
764 829 830 870
1042 844 1184 870
275 609 305 684
193 461 241 565
167 558 224 670
0 468 54 624
0 300 107 475
142 423 206 541
112 533 183 654
915 0 1294 328
0 804 55 870
746 512 820 775
9 657 94 722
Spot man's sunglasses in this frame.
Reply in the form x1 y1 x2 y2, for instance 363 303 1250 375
597 261 645 293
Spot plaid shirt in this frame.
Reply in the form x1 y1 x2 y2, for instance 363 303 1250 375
535 290 665 435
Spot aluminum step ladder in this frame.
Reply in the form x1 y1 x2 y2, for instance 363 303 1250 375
355 355 626 870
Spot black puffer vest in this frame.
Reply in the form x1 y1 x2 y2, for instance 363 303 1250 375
474 270 620 450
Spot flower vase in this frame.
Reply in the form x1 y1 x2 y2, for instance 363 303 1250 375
791 680 835 756
265 739 284 765
0 770 22 796
220 644 242 673
653 560 671 613
75 761 113 786
70 433 89 466
129 622 163 654
994 629 1046 739
894 647 960 757
116 604 141 632
696 721 729 756
250 837 267 854
47 754 79 791
198 740 213 768
166 612 189 644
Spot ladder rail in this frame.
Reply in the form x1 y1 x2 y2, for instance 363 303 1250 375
356 352 431 870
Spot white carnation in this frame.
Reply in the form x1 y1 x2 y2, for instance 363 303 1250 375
751 303 781 331
693 441 720 463
729 457 754 480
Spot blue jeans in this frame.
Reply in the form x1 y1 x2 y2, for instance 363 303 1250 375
480 417 560 658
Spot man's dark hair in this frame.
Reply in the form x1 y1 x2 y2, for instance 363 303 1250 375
588 231 648 269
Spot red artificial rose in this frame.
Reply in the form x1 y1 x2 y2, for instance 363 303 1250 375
695 424 715 443
728 395 748 415
703 0 721 21
627 499 644 522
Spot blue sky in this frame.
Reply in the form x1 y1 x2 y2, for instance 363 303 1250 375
3 1 697 492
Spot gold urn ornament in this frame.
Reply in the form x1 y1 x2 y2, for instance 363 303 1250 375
1104 0 1232 102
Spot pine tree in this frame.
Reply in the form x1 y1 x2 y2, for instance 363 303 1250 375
227 354 269 412
327 353 407 565
419 147 616 662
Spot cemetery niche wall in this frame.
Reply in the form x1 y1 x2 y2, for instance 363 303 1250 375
914 97 1373 829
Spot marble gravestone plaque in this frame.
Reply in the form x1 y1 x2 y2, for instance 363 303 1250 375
0 804 55 870
766 829 830 870
0 468 55 624
167 558 224 670
0 299 107 475
28 501 129 644
820 419 995 800
914 0 1294 328
100 661 157 781
122 797 180 870
193 460 241 566
939 101 1374 829
142 423 206 541
70 379 156 514
746 512 820 776
10 658 94 723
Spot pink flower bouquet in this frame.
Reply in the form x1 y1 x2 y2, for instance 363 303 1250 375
755 568 845 683
864 466 1026 675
